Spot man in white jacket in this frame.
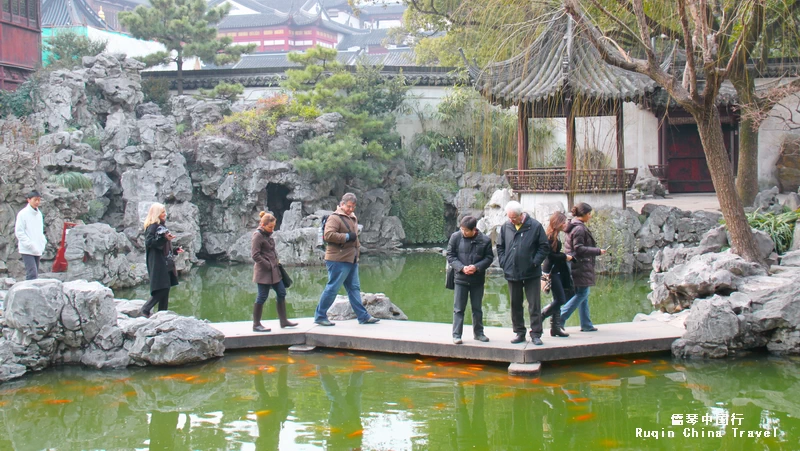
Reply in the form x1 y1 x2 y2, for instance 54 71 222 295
15 190 47 280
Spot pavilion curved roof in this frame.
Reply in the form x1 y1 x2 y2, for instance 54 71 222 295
465 10 670 105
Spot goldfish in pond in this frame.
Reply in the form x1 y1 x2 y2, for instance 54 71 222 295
632 359 651 364
347 429 363 438
286 357 296 364
255 410 272 417
568 397 590 403
467 365 484 371
492 392 516 399
43 399 72 405
571 413 596 422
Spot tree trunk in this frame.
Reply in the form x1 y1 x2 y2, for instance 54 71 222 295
736 117 759 206
732 74 759 206
176 52 184 96
695 108 763 264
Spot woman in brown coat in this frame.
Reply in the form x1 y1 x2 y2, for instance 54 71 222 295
251 211 297 332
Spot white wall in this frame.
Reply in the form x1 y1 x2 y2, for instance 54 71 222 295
755 79 800 189
86 27 164 59
395 86 451 148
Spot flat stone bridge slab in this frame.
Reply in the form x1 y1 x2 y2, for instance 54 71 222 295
212 319 682 364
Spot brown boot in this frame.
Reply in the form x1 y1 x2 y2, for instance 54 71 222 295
253 303 271 332
276 298 298 328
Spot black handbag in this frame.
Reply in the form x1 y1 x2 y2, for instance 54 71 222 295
278 264 293 288
445 266 455 290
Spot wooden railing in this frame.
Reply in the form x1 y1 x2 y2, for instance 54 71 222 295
504 168 638 193
648 164 668 181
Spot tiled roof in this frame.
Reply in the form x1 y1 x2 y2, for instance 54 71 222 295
359 49 416 66
337 28 388 49
42 0 110 29
232 51 361 69
218 11 289 29
466 10 665 104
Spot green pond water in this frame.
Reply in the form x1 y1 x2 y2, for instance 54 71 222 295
0 349 797 450
115 253 653 328
3 254 798 450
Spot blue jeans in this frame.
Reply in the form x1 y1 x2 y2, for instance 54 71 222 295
256 280 287 305
314 261 370 323
560 286 593 329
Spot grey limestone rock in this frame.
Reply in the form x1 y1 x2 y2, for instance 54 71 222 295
128 311 225 366
326 292 408 321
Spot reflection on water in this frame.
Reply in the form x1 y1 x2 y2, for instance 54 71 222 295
115 254 652 328
0 350 797 450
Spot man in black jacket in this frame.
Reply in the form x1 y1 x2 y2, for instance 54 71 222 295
446 216 495 344
496 201 551 345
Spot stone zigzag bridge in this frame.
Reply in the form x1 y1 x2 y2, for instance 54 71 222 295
212 319 683 376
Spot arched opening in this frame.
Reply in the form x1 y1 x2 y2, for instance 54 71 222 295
266 182 291 229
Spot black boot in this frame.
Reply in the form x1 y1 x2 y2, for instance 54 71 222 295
541 303 553 320
550 309 569 337
276 298 298 328
252 303 271 332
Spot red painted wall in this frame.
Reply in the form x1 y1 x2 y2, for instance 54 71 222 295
1 0 41 90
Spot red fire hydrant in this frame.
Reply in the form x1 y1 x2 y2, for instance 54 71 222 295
52 221 77 273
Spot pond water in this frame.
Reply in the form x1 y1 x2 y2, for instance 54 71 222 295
115 253 653 328
0 349 797 450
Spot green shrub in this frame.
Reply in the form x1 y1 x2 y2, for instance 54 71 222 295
210 94 290 145
142 78 172 114
391 179 454 244
48 172 93 192
744 210 800 254
83 134 101 150
197 82 244 102
0 77 38 118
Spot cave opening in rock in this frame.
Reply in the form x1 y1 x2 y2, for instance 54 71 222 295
266 183 291 230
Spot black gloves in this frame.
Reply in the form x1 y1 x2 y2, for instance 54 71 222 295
345 233 357 243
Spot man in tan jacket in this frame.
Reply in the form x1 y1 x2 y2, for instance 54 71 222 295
313 193 380 326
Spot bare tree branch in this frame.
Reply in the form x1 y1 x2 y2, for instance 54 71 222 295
631 0 658 67
677 0 699 101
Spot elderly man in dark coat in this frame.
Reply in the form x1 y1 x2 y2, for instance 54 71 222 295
496 201 551 345
446 215 495 344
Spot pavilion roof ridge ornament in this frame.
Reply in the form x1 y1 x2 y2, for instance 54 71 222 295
462 8 673 106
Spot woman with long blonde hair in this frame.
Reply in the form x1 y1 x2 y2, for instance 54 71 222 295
140 203 183 317
251 211 297 332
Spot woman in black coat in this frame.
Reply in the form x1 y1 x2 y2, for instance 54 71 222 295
140 203 182 318
559 203 606 331
540 211 572 337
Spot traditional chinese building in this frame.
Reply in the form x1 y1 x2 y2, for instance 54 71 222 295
0 0 41 90
40 0 163 63
465 12 651 208
213 0 402 54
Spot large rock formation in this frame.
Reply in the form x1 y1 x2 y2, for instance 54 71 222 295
0 278 224 383
671 262 800 358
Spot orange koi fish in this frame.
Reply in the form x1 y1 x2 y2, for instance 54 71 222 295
571 413 596 422
492 392 516 399
467 365 484 371
568 397 590 403
636 370 655 377
433 403 447 410
286 357 296 364
632 359 651 364
563 389 580 395
347 429 363 438
43 399 72 405
255 410 272 417
0 401 8 407
123 391 137 397
303 371 319 378
604 362 630 367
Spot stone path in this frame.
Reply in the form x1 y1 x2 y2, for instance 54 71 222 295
212 319 683 374
628 192 789 214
